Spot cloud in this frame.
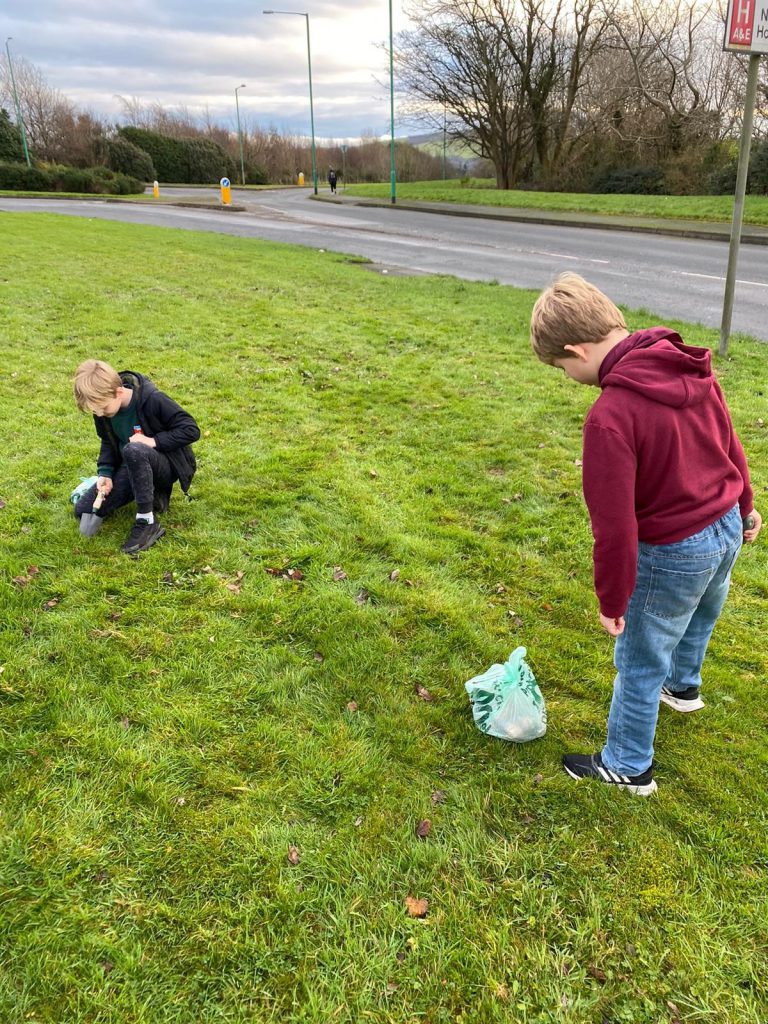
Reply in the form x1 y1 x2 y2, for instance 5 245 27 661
4 0 411 137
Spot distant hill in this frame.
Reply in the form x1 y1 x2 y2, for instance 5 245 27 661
406 131 480 163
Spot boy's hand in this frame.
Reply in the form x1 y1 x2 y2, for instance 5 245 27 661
128 433 156 448
600 613 625 637
96 476 113 496
743 509 762 543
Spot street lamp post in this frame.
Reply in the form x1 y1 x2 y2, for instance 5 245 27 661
5 38 31 167
263 10 318 195
388 0 396 204
235 83 247 186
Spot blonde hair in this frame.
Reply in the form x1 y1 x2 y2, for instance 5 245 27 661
530 273 627 364
73 360 122 412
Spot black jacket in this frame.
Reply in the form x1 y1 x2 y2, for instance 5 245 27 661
94 371 200 493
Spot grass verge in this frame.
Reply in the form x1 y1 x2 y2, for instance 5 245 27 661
344 179 768 226
1 212 767 1024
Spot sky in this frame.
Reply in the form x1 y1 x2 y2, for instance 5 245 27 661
3 0 415 140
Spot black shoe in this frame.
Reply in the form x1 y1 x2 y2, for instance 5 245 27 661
660 685 705 713
153 489 171 515
121 519 165 554
562 752 657 796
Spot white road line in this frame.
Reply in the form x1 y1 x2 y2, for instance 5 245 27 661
529 249 610 264
681 271 768 288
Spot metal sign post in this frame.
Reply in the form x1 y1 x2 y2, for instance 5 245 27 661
720 0 767 355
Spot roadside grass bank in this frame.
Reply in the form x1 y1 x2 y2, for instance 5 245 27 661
344 179 768 226
1 212 766 1024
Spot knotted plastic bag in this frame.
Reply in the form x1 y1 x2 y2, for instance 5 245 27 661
464 647 546 742
70 476 98 505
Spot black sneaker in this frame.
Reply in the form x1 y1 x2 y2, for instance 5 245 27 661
153 489 171 515
121 519 165 555
562 752 657 796
660 685 705 713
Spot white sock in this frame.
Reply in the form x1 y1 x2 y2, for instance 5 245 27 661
136 512 154 524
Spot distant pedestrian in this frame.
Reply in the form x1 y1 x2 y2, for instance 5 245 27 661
328 168 337 194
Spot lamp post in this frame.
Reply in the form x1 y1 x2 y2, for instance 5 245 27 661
4 38 31 167
235 83 247 186
388 0 396 203
263 10 318 195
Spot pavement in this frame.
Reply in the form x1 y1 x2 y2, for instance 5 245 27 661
311 192 768 246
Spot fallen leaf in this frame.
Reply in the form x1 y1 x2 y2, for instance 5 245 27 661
100 960 114 977
355 588 369 605
405 896 429 918
369 468 378 478
12 575 32 588
28 566 39 576
313 651 324 662
513 492 523 500
431 790 446 804
537 443 545 449
574 458 583 467
332 566 348 581
415 819 432 839
389 568 400 582
542 602 553 612
175 796 186 806
287 845 301 865
286 568 304 581
44 598 59 610
495 583 507 594
332 772 342 788
225 582 242 593
162 572 174 584
494 984 509 1001
354 816 364 827
385 982 399 993
501 497 512 504
533 773 544 786
120 716 131 729
587 965 606 983
403 579 415 587
414 684 433 702
0 498 5 509
346 700 358 713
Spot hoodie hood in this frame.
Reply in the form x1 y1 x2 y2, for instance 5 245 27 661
119 370 158 406
598 328 714 409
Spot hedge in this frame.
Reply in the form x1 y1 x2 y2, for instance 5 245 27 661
0 163 144 194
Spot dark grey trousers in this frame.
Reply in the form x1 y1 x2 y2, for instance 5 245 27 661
75 444 176 519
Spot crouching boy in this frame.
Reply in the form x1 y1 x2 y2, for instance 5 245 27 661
73 360 200 554
530 273 761 795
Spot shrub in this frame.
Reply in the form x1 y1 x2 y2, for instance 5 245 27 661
107 137 156 181
245 164 269 185
0 162 144 194
590 166 665 195
118 126 233 183
0 108 25 163
0 162 50 190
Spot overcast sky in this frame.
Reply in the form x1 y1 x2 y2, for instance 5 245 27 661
4 0 415 140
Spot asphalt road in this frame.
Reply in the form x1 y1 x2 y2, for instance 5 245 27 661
2 187 767 339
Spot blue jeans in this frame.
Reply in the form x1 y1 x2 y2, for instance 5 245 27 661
602 505 742 776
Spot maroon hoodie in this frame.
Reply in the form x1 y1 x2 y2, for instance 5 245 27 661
582 328 753 618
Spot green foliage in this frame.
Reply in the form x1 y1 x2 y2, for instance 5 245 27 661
0 108 25 163
590 166 665 195
118 126 235 183
245 163 269 185
0 162 143 194
1 212 767 1023
107 136 156 181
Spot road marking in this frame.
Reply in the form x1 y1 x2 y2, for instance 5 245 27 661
530 249 610 264
681 271 768 288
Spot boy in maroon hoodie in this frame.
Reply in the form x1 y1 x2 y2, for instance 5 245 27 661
530 273 761 795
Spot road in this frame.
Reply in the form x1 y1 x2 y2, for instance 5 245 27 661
2 187 767 339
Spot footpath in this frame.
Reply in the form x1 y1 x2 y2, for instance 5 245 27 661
312 192 768 247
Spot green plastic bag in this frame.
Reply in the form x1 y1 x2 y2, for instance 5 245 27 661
464 647 546 742
70 476 98 505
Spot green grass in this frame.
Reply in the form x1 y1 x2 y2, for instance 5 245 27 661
1 212 767 1024
345 179 768 226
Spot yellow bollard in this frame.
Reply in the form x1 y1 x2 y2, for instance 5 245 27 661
153 180 159 198
298 172 305 186
220 176 232 205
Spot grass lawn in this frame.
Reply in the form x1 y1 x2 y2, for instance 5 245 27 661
1 212 767 1024
344 179 768 227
